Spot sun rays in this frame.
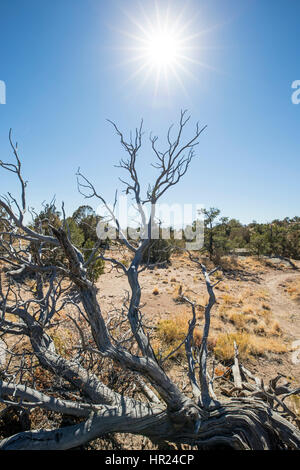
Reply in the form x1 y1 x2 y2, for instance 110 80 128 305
112 1 219 100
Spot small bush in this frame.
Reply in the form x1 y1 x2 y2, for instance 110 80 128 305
142 239 171 265
156 313 216 362
157 316 188 345
83 239 105 282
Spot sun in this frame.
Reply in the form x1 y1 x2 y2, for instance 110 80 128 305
143 29 181 68
115 2 209 98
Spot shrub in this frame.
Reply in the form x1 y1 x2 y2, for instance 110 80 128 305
157 317 188 344
83 239 105 282
142 238 172 265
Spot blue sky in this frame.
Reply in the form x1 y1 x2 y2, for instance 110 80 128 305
0 0 299 224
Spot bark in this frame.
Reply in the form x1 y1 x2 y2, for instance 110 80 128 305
1 115 300 451
1 399 299 450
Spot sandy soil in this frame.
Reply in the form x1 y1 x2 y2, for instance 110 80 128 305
96 253 300 386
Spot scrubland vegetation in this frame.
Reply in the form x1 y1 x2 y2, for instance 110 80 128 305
0 114 300 450
143 254 293 364
1 207 300 449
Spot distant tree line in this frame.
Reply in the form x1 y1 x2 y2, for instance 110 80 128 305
3 202 296 272
133 207 300 264
197 207 300 262
137 208 300 264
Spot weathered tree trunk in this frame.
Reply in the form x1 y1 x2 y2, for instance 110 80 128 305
0 114 299 451
0 399 299 450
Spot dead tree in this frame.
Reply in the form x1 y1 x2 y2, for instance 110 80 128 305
0 113 299 450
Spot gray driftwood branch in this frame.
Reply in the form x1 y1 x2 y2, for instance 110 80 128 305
0 114 299 450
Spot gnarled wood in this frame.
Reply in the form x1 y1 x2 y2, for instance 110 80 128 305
0 116 299 450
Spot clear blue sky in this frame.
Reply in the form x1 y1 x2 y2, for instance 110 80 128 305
0 0 299 224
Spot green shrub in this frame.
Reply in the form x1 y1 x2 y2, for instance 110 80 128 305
83 239 105 282
142 238 171 265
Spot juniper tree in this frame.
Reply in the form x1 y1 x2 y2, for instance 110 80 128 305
0 114 299 450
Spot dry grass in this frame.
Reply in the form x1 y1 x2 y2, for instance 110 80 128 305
155 312 190 360
214 332 251 361
220 293 236 305
207 276 288 361
283 278 300 302
213 279 278 340
239 257 266 272
228 312 247 329
257 289 270 301
157 311 191 344
269 320 282 336
172 284 183 301
156 263 289 364
214 332 287 361
241 304 254 314
155 311 216 361
253 321 267 336
290 395 300 419
262 303 271 311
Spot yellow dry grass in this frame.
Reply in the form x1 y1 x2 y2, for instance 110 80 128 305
214 332 287 361
284 278 300 302
155 310 216 361
290 395 300 419
157 311 192 345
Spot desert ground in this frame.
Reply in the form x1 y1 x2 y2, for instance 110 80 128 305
98 252 300 383
1 252 300 449
93 252 300 448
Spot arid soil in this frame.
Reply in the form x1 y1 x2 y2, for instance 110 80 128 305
1 253 300 449
98 253 300 385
